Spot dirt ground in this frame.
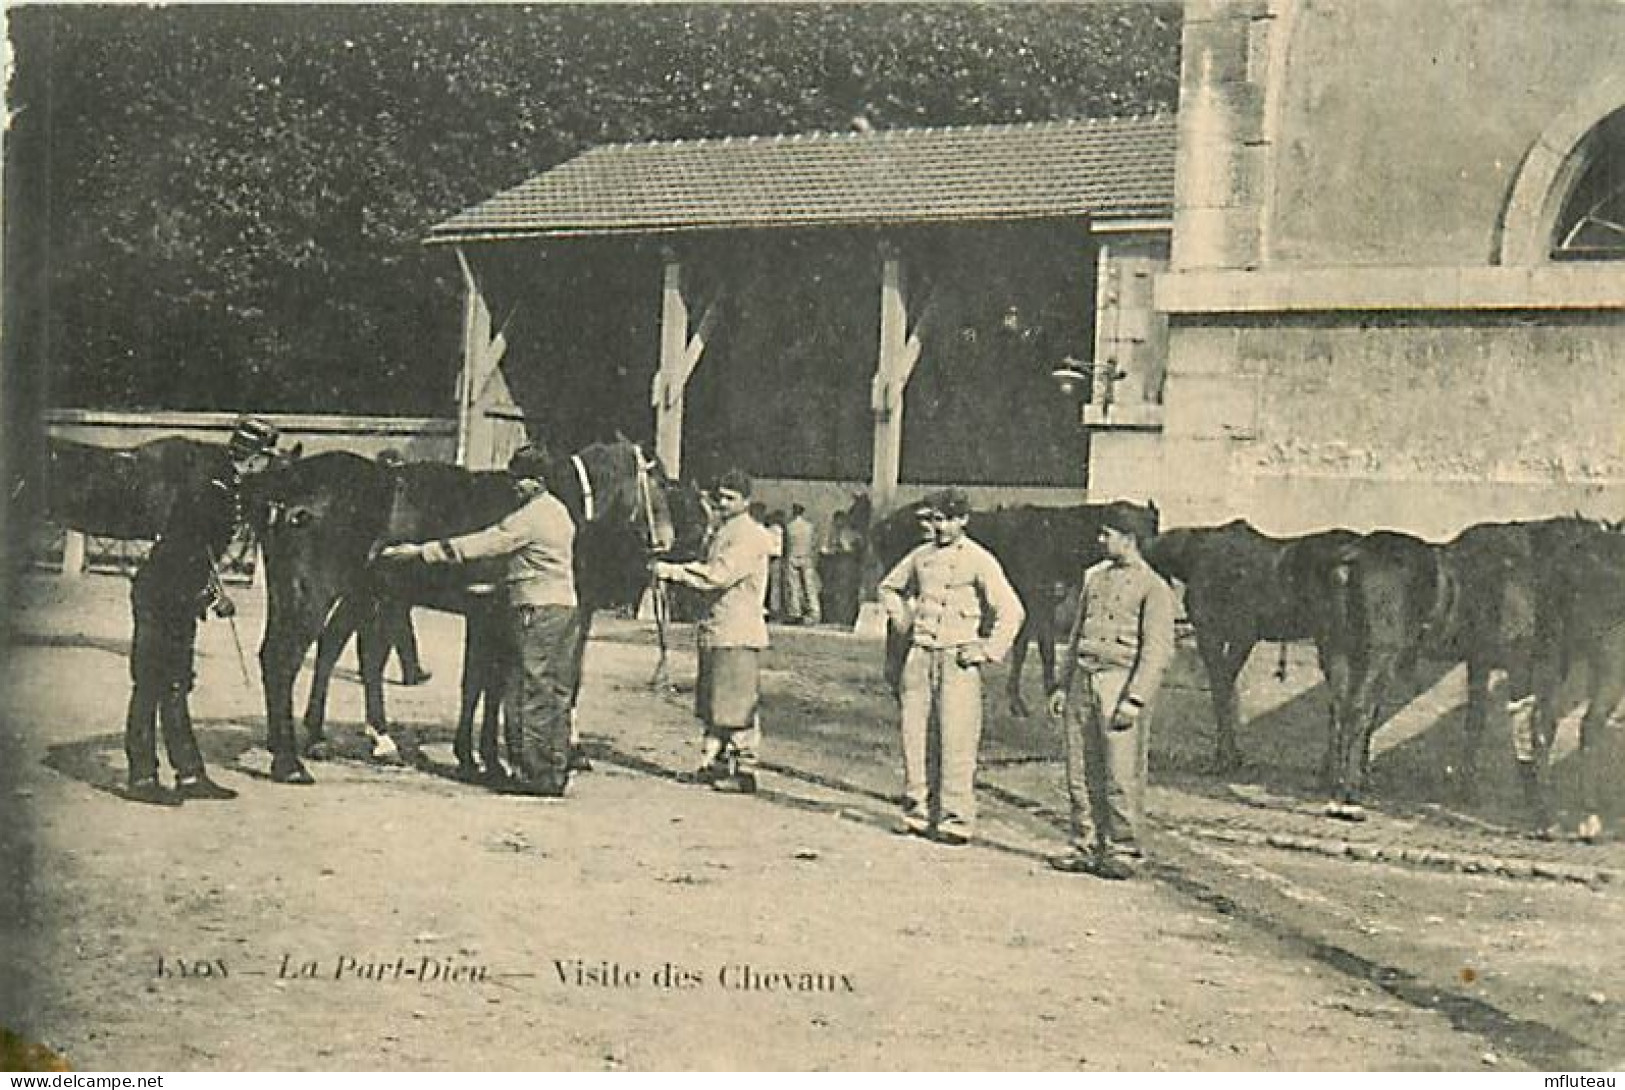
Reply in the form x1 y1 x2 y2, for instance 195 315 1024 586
2 571 1622 1071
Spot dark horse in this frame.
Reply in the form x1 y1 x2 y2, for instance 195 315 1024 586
1317 517 1621 825
251 438 696 785
39 436 230 539
1143 520 1360 774
869 500 1161 715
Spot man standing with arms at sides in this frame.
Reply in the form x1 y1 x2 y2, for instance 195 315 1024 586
878 489 1023 845
782 502 821 625
654 468 771 794
123 416 282 806
1048 503 1175 880
379 444 578 797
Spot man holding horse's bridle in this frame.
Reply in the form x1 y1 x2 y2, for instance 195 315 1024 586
378 444 579 798
123 416 281 806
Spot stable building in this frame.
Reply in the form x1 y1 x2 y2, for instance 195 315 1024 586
426 117 1176 515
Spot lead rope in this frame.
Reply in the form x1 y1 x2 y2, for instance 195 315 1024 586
633 445 673 692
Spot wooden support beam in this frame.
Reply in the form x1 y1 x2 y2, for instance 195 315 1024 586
60 530 85 577
455 248 514 469
652 254 716 477
869 251 923 514
455 248 492 467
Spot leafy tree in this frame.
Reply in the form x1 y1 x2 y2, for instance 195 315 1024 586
4 3 1180 415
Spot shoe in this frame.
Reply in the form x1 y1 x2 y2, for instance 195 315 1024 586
1049 852 1135 880
567 747 594 773
711 772 758 795
494 778 567 798
125 778 181 807
400 669 433 687
175 775 238 801
934 824 972 846
681 763 724 785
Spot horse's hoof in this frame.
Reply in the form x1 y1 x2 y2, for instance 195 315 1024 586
453 763 482 783
272 758 315 785
1323 801 1367 822
1577 814 1604 842
303 740 332 761
370 734 402 762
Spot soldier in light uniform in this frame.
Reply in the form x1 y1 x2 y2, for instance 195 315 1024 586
1048 502 1175 879
123 416 282 806
878 488 1023 845
654 468 772 794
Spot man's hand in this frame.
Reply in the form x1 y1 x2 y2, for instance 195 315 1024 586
377 543 423 563
1048 690 1067 719
210 594 237 620
955 643 989 668
1110 698 1143 732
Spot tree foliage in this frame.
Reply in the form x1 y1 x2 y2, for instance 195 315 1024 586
4 3 1180 415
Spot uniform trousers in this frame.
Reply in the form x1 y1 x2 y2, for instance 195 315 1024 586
507 603 581 792
1061 666 1148 858
898 645 984 833
125 590 206 785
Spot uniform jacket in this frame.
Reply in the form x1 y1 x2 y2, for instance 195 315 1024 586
133 472 239 615
784 514 818 563
676 510 771 649
446 490 577 609
1058 555 1176 706
878 535 1024 662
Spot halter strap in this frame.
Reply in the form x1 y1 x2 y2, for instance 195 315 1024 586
571 454 595 523
633 443 661 552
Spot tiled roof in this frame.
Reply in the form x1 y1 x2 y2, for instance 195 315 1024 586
426 115 1176 243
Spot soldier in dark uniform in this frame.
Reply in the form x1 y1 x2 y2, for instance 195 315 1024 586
123 417 282 806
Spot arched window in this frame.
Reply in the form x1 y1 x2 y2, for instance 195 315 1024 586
1551 106 1625 260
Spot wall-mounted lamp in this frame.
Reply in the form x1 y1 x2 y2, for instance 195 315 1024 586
1049 356 1093 399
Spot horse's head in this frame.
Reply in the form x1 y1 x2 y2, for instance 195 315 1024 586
248 452 390 615
662 475 713 562
567 438 675 556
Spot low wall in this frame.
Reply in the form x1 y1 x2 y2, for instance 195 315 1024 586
43 409 458 462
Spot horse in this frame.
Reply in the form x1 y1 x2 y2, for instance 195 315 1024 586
1317 516 1621 825
1141 520 1360 774
251 438 696 785
39 436 230 540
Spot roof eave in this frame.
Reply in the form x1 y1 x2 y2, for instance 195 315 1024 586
423 205 1179 247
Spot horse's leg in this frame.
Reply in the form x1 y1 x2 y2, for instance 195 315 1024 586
1573 642 1624 839
1006 618 1033 718
1199 632 1250 774
477 607 511 779
301 596 360 758
453 612 482 779
1507 651 1558 834
567 608 596 770
354 600 399 761
1456 657 1491 803
259 597 327 785
1317 642 1351 797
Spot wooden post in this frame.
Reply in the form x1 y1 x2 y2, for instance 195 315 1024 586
869 248 923 515
455 247 492 468
60 530 86 577
652 250 717 478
